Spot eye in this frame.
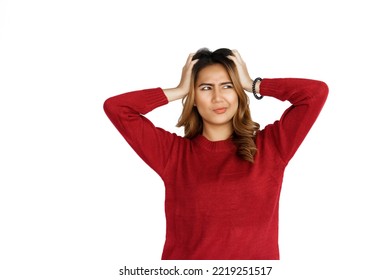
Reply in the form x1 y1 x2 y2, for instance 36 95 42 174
200 86 212 91
223 84 233 89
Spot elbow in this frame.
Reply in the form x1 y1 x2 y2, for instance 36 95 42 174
317 80 329 99
308 80 328 103
103 97 117 118
103 97 118 121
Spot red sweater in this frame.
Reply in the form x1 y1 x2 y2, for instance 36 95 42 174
104 78 328 260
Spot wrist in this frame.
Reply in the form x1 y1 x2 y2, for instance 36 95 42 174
252 77 264 100
243 79 253 92
254 80 261 93
163 87 187 102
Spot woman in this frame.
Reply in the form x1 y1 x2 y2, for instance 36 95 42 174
103 48 328 260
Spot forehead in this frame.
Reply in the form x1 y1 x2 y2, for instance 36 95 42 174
196 64 230 83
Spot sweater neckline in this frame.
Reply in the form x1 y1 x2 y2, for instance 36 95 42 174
193 135 236 152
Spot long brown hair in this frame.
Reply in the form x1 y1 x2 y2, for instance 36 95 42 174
177 48 260 163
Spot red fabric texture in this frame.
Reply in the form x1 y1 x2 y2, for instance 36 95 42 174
104 78 328 260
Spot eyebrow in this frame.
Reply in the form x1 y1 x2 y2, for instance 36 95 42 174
198 82 233 87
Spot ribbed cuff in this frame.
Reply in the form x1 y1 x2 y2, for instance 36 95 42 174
140 87 169 113
259 78 289 101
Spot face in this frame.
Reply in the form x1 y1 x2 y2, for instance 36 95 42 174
194 63 239 132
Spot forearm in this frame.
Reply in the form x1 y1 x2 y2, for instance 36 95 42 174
162 87 188 102
260 78 328 163
104 88 168 119
103 88 175 176
259 78 328 103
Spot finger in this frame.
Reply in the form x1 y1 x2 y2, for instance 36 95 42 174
227 55 238 62
184 53 194 65
184 56 198 73
190 58 199 65
189 52 196 60
231 49 243 62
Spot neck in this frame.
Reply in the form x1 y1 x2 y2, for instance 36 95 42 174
202 123 233 141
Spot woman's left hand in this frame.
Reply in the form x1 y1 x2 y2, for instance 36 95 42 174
228 50 253 92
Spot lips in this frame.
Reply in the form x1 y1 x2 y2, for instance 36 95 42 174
213 108 227 114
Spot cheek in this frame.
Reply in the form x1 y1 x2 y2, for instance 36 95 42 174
228 94 239 109
194 93 209 107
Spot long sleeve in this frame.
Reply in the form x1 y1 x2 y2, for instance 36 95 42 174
103 88 178 177
259 78 328 164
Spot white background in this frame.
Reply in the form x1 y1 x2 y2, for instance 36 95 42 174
1 0 389 279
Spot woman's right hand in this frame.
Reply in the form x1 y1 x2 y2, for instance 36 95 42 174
177 53 198 94
163 53 198 102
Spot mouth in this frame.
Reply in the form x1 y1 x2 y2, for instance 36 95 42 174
213 108 227 114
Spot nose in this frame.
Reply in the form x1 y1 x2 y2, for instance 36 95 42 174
212 88 223 102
